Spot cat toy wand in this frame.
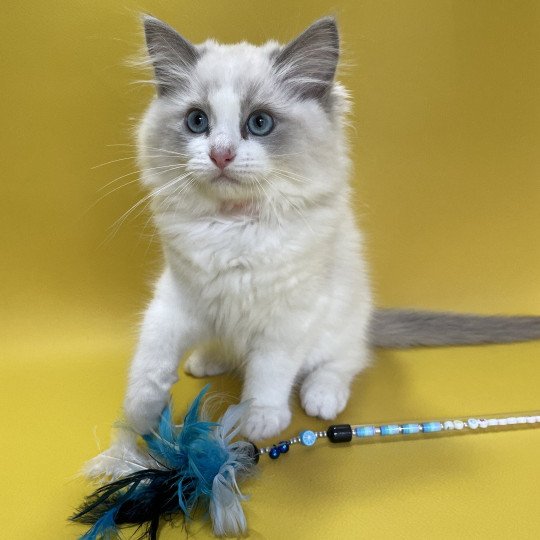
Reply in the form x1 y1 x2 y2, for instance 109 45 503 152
71 386 540 539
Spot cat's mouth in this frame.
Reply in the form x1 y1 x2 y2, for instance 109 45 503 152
211 173 241 185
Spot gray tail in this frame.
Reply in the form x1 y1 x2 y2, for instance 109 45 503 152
370 308 540 348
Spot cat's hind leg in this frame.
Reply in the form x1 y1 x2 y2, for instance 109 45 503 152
184 342 230 377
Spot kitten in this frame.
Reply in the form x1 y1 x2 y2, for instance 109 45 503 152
86 16 540 479
127 15 369 442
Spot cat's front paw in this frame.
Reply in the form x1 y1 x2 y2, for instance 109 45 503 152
300 375 349 420
241 405 291 441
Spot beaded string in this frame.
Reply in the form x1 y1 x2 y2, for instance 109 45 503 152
255 411 540 460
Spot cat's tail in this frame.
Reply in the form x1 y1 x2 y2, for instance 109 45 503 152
370 308 540 348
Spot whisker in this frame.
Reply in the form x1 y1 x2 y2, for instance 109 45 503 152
106 143 187 157
91 156 139 169
269 168 311 184
170 176 197 215
252 176 267 225
103 172 192 244
256 173 282 230
101 165 187 202
96 177 141 201
159 173 196 215
91 154 180 170
269 151 303 158
97 163 187 193
87 166 187 221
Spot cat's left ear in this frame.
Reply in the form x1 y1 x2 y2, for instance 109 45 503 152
274 17 339 101
142 15 199 96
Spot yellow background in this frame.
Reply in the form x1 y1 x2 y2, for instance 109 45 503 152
1 1 539 538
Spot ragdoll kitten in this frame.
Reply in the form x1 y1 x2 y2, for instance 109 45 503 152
128 15 368 442
86 16 540 478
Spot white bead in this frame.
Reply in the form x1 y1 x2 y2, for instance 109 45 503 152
443 421 454 430
487 419 499 427
498 418 507 425
517 417 527 424
468 418 479 429
527 416 537 424
454 420 464 430
536 416 540 422
507 417 517 425
479 419 488 428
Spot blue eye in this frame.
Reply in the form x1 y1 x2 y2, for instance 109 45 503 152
247 111 274 136
186 109 209 134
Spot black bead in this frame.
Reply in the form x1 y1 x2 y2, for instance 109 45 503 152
327 424 353 443
277 441 290 454
248 442 260 464
268 446 280 459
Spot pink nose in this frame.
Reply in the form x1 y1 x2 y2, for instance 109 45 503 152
210 147 236 170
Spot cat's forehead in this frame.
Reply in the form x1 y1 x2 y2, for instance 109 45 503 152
194 40 280 99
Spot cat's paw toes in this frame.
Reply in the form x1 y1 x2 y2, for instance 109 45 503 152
184 350 228 378
301 377 349 420
241 405 291 441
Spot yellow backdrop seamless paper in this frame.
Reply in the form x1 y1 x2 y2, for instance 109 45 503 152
1 1 539 538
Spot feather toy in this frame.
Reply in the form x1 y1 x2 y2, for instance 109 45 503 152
71 386 259 539
72 386 539 539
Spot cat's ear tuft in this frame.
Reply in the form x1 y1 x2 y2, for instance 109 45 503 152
142 15 199 96
274 17 339 101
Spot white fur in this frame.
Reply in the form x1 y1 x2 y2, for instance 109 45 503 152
86 19 372 478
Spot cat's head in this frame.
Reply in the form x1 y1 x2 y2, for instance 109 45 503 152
137 16 351 216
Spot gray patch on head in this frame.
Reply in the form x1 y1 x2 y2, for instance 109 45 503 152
273 17 339 105
234 52 324 156
239 93 300 156
139 99 195 170
143 15 199 96
370 308 540 348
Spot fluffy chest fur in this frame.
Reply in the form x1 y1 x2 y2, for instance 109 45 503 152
156 201 349 353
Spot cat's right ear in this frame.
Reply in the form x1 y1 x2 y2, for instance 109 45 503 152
142 15 199 96
274 17 339 102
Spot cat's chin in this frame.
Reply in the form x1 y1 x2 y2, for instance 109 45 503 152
211 173 240 185
206 172 252 201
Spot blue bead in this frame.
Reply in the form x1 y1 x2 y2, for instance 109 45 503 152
355 425 376 438
401 423 421 435
299 430 317 446
277 441 290 453
380 424 400 436
268 446 280 459
422 421 443 433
